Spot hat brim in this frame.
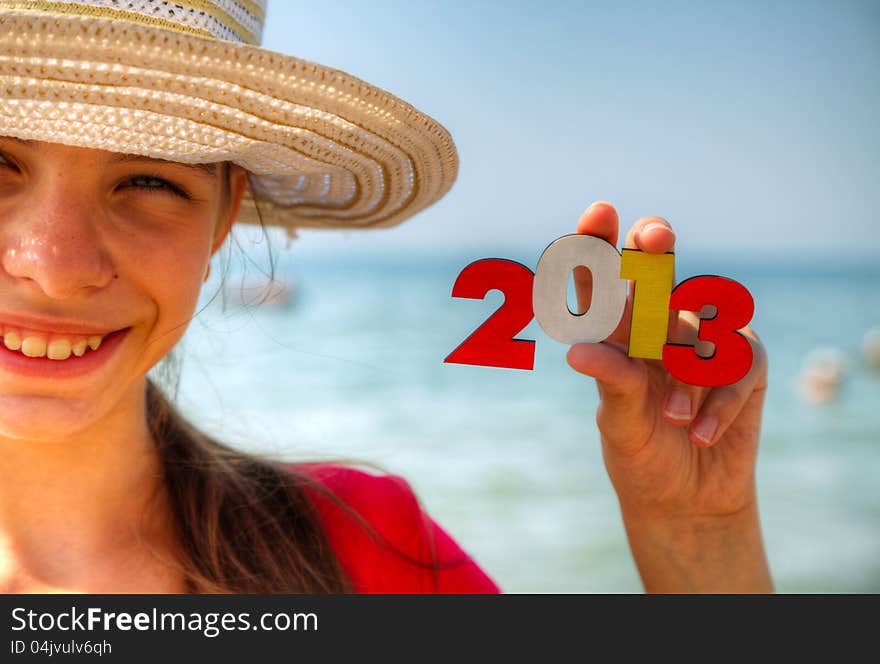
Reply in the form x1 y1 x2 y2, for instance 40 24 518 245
0 11 458 231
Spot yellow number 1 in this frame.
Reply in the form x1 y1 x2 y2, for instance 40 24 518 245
619 249 675 360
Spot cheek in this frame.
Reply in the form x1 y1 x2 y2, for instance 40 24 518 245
120 227 212 349
154 260 205 323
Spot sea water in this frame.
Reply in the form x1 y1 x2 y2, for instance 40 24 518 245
171 249 880 593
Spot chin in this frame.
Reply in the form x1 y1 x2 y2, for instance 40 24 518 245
0 394 106 442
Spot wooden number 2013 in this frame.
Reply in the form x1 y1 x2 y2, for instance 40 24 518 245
445 235 755 387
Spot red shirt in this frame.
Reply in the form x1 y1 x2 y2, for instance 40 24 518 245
294 464 501 594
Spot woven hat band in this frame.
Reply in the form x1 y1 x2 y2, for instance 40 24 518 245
0 0 266 45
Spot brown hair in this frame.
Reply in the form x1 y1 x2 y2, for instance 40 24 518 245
142 166 353 593
145 380 353 593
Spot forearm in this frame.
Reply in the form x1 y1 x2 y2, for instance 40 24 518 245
621 504 774 593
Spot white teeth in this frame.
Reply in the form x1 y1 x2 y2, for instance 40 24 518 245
2 331 107 360
3 331 21 351
47 339 72 361
21 336 47 358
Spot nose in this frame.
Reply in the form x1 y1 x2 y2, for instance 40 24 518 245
1 182 115 299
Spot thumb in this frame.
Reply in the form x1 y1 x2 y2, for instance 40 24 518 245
566 341 652 450
566 341 644 396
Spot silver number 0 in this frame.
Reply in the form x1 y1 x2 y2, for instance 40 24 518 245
532 234 627 344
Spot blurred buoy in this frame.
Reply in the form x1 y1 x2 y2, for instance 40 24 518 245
797 347 847 404
862 327 880 370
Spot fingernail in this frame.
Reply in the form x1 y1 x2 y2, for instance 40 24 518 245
691 415 719 446
664 390 692 421
642 221 668 235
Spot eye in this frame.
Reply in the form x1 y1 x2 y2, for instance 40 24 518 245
0 151 23 184
123 174 191 200
0 151 16 169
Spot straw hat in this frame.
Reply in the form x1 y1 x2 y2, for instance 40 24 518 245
0 1 458 236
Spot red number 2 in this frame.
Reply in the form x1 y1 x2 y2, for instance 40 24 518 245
662 276 755 387
444 259 536 370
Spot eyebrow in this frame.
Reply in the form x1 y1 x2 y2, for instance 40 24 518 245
2 136 220 178
108 153 220 178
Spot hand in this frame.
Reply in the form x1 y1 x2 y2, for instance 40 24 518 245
566 201 772 593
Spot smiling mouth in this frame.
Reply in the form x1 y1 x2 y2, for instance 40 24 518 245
1 327 127 361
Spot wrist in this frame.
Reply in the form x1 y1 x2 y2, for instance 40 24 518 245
621 503 774 593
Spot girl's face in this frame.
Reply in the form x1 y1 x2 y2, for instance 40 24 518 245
0 137 247 440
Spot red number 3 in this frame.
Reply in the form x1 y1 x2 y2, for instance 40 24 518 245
662 276 755 387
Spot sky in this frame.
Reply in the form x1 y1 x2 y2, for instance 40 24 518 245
257 0 880 261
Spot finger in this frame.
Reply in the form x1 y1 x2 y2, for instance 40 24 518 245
605 217 678 347
573 201 619 314
667 308 702 349
662 375 706 427
604 288 634 346
567 340 642 393
615 217 676 356
688 383 750 448
575 200 619 245
687 334 767 447
567 342 651 448
624 216 676 254
739 325 769 388
660 310 707 425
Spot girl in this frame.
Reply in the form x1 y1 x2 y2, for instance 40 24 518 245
0 1 771 593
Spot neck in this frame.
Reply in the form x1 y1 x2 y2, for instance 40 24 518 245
0 378 179 591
